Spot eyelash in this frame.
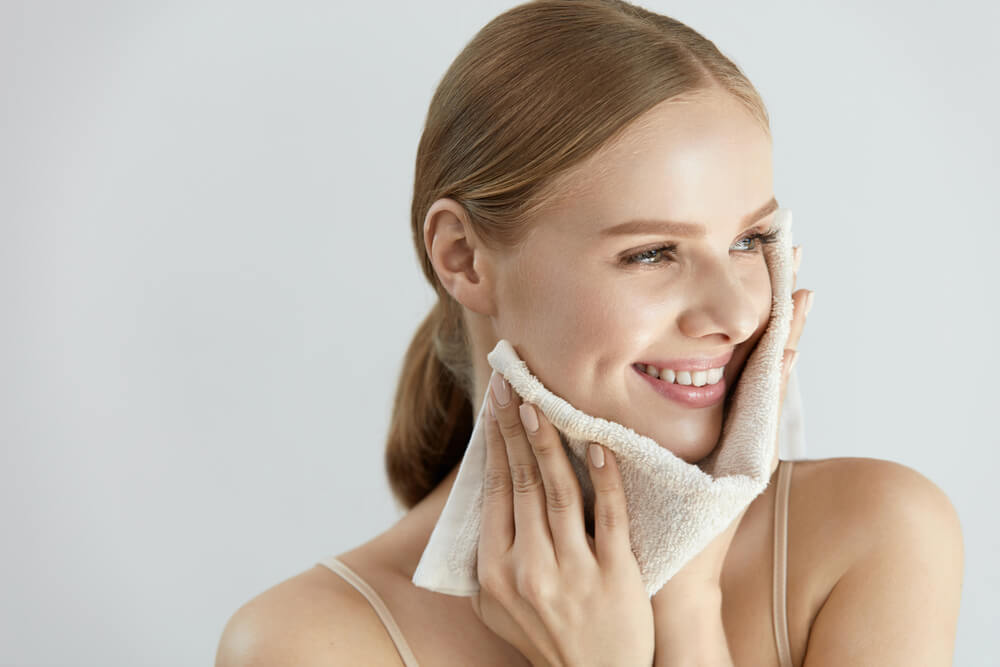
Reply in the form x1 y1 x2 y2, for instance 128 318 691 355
621 226 780 267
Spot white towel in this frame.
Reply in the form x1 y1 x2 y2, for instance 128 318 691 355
413 208 802 598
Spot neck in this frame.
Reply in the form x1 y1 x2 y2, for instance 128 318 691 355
378 378 488 578
419 463 462 514
377 463 462 578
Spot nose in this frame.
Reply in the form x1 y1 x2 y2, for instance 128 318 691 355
675 257 762 344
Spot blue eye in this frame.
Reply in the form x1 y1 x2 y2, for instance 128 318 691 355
625 245 677 265
621 226 780 267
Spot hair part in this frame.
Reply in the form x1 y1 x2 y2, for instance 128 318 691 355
385 0 771 509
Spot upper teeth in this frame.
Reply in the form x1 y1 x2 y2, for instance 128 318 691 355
639 363 725 387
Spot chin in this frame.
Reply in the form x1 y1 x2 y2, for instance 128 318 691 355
672 439 722 464
649 419 723 463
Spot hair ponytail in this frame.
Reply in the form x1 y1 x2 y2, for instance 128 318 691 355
385 298 473 509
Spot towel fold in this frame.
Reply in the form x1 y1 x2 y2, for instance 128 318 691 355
412 208 801 597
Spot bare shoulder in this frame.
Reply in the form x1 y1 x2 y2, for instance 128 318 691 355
790 456 963 552
214 563 405 667
788 457 964 664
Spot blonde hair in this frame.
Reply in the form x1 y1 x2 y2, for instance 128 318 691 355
385 0 771 508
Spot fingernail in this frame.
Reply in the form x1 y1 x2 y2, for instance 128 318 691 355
805 291 815 316
519 403 539 433
588 443 605 468
789 350 800 373
490 373 510 406
793 246 802 273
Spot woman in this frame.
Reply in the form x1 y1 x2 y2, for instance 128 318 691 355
216 1 963 664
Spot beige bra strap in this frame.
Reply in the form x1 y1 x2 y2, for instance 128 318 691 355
772 460 795 667
318 556 420 667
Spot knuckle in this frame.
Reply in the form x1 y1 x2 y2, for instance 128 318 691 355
545 479 578 513
478 564 508 598
595 502 623 532
594 475 623 497
509 462 543 495
497 417 525 441
529 435 556 457
482 469 512 499
515 568 553 604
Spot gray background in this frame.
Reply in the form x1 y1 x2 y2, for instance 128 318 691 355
2 1 996 665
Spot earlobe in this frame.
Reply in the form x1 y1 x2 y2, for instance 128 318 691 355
423 198 496 316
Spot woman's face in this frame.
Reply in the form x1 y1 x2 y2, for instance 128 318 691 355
489 90 776 462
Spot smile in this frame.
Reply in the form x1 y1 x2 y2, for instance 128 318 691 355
633 363 725 387
632 363 728 408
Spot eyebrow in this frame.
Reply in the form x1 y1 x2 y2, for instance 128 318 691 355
599 196 779 239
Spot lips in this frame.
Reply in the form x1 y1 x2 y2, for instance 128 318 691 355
633 363 727 408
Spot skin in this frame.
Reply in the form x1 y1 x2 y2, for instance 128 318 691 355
457 89 775 464
215 87 964 666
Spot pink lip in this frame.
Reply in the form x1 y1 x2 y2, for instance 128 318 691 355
636 349 734 372
632 363 727 408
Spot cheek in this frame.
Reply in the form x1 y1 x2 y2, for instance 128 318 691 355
496 254 773 414
499 258 637 394
510 266 626 348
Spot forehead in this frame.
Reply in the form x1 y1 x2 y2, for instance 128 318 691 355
538 91 774 238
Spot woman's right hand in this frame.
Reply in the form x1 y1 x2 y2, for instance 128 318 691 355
470 372 654 667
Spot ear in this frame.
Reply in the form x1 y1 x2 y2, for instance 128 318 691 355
423 198 496 316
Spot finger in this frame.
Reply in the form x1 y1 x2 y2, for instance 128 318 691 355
586 444 633 567
775 247 805 474
517 401 591 562
479 372 514 561
489 373 552 551
786 289 811 353
773 347 799 472
778 288 810 412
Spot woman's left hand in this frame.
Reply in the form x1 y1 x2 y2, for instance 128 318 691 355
651 245 812 609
